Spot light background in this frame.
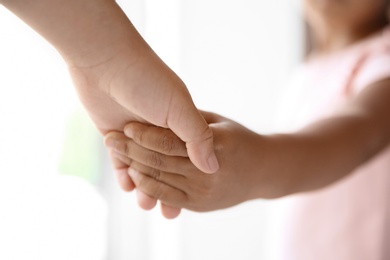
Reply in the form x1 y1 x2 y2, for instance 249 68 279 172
0 0 303 259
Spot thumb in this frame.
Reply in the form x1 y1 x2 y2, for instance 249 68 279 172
167 100 219 174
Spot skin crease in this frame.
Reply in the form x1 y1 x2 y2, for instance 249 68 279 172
105 0 390 218
0 0 221 217
106 112 276 212
107 78 390 216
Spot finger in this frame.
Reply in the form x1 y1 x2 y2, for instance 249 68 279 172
124 123 187 157
106 132 195 175
160 203 181 219
109 148 132 166
131 165 183 216
110 142 158 210
104 131 128 149
136 189 157 210
116 168 135 192
199 110 222 124
129 168 188 208
108 149 135 192
130 161 188 191
166 98 219 174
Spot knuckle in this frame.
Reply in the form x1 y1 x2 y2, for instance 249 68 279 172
160 133 175 154
113 141 128 155
124 142 132 157
147 152 164 169
133 127 144 145
134 171 146 187
200 124 214 141
149 168 162 182
187 125 214 150
152 182 165 200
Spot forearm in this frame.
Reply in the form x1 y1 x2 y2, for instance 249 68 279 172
2 0 188 126
257 82 390 197
1 0 149 67
261 116 386 197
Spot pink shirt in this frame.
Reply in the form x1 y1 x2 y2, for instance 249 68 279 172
276 27 390 260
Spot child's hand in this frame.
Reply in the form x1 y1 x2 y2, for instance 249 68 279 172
105 111 277 214
107 137 183 219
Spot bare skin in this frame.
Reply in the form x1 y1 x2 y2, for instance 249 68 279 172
104 0 390 219
105 78 390 215
0 0 220 216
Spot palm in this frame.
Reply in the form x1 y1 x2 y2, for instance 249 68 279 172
69 58 190 219
68 64 146 135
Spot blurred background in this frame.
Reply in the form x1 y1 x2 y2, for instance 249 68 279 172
0 0 303 259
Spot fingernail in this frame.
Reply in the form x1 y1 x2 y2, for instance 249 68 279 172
207 153 219 174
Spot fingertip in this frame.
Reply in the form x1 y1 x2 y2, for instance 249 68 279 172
168 102 220 172
130 169 158 210
136 189 158 210
103 131 122 148
124 122 144 139
161 203 181 219
124 124 134 139
115 168 135 192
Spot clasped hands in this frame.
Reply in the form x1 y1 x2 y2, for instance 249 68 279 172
105 111 284 219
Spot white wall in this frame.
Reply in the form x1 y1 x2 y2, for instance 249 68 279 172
0 0 303 259
0 6 107 260
180 0 302 133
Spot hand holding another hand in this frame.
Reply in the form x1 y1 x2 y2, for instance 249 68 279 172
1 0 219 203
105 111 285 218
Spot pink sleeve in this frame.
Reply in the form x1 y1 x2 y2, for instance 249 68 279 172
352 52 390 95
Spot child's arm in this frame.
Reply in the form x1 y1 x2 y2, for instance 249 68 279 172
106 111 270 212
0 0 218 174
105 78 390 212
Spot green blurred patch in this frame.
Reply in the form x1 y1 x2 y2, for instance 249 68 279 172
58 108 102 183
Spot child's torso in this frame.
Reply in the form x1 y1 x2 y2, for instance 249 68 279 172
275 27 390 260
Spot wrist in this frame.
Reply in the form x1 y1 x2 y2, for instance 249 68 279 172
250 134 299 199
